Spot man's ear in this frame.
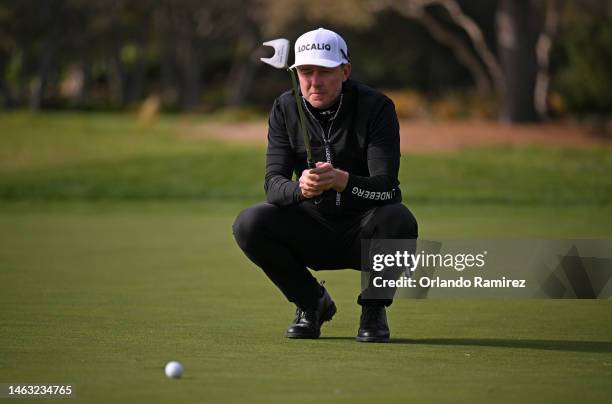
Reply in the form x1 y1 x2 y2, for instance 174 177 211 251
341 63 352 81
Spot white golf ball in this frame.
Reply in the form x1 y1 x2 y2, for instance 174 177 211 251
164 361 184 379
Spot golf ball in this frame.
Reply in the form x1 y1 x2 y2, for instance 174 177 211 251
164 361 184 379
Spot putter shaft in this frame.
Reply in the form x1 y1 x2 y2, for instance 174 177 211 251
289 68 315 169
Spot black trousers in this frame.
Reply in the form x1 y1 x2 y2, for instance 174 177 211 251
232 202 418 309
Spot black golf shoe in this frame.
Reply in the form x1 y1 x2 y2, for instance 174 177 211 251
356 304 390 342
286 284 336 339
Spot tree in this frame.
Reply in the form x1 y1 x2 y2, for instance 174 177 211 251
369 0 564 123
496 0 540 122
223 1 263 107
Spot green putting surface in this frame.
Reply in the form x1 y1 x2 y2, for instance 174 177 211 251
1 202 611 403
1 113 611 402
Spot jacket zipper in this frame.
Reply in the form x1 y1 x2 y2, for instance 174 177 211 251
302 95 344 206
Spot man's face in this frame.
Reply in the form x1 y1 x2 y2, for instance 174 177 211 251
296 64 351 109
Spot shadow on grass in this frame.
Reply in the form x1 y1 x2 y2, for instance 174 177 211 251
320 337 612 353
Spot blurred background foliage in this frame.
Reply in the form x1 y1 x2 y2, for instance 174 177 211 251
0 0 610 123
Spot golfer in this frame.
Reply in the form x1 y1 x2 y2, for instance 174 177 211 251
233 28 418 342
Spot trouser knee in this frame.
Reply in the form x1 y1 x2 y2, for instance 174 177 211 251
232 203 272 253
371 204 418 239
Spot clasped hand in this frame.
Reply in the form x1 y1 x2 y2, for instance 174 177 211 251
299 162 348 199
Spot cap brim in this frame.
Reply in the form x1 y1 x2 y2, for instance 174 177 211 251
290 59 342 69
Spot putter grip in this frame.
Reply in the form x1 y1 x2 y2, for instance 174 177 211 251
307 160 323 205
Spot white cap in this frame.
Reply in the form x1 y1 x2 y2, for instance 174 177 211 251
291 28 350 69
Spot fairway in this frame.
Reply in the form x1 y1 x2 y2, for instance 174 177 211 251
1 114 611 403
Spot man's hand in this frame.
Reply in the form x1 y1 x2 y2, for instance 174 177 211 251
299 162 349 199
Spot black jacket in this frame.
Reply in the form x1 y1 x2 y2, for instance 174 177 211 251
265 79 402 215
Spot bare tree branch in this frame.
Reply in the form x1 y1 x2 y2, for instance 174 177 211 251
374 0 493 92
424 0 505 95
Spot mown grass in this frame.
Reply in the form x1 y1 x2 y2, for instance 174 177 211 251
1 112 611 403
1 205 611 404
1 112 611 205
